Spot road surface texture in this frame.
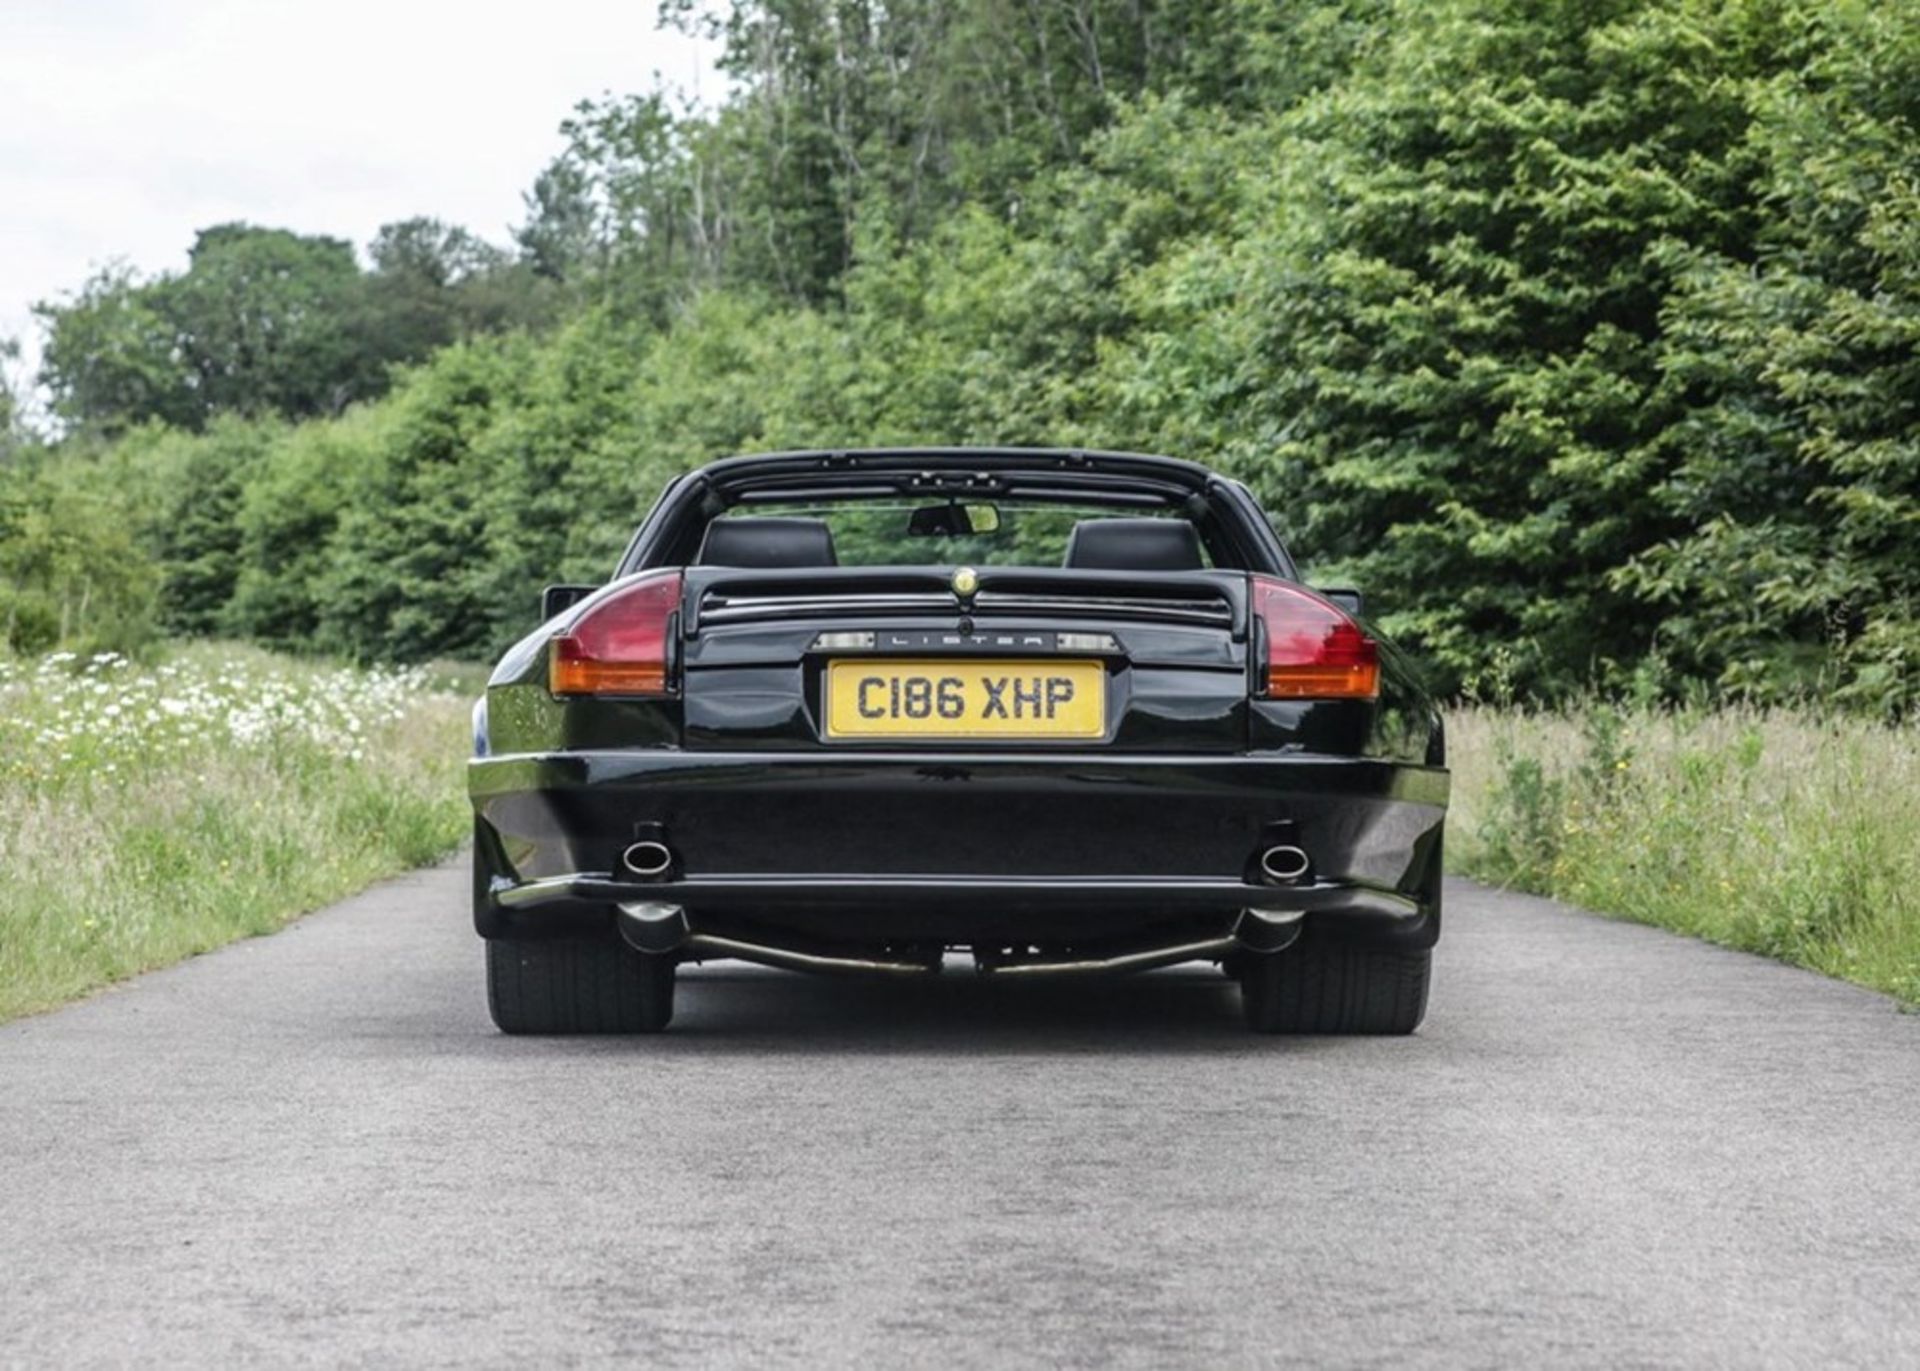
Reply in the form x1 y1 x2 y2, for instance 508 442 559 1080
2 863 1916 1368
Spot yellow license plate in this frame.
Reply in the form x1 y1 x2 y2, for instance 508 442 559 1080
826 659 1106 740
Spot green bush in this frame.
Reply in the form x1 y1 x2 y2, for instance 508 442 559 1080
0 587 59 655
0 455 162 657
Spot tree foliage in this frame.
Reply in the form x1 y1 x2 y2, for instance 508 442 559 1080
0 446 162 656
11 0 1918 713
34 223 554 433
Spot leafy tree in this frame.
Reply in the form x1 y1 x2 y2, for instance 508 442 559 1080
147 416 278 635
317 339 538 661
0 336 28 463
35 265 200 432
225 409 387 648
20 0 1917 715
516 159 603 283
1618 1 1920 709
165 224 371 418
368 217 504 287
36 221 548 434
360 216 555 362
1096 0 1917 705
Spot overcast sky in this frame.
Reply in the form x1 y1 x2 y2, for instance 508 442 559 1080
0 0 717 406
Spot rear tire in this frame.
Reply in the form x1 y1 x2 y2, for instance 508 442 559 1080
486 937 676 1034
1240 934 1429 1035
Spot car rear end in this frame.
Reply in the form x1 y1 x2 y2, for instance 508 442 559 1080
469 450 1448 1034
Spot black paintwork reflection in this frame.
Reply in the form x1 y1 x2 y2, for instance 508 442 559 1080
471 749 1446 909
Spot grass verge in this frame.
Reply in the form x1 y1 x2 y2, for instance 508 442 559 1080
0 643 472 1021
1450 705 1920 1006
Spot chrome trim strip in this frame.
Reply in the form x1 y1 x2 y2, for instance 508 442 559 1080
700 591 1232 628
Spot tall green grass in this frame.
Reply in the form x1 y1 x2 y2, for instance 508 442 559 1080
9 649 1913 1017
0 644 471 1020
1451 706 1920 1006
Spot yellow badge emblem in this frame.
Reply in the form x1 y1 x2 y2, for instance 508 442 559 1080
952 566 980 597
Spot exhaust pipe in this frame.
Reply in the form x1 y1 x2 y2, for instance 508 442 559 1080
684 933 938 977
979 906 1306 976
1232 906 1304 954
616 901 689 953
621 840 674 879
978 936 1237 977
1260 844 1311 884
615 902 938 974
615 903 1304 977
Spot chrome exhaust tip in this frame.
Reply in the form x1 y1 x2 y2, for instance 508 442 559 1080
616 901 689 953
1260 844 1312 883
1233 906 1305 954
621 840 674 879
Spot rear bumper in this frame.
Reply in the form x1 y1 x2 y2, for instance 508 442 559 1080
470 750 1448 948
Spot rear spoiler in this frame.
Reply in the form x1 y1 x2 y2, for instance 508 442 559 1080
681 567 1248 636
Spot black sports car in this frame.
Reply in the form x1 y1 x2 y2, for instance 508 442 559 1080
469 448 1448 1034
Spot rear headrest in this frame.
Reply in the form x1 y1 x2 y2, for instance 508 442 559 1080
1063 518 1204 572
697 517 838 569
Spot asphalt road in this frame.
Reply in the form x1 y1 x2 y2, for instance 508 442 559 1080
2 864 1917 1368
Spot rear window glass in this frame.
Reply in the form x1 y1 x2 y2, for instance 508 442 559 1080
713 501 1210 569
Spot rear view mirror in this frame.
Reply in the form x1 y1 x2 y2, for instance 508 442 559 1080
908 502 1001 537
1315 586 1365 617
542 584 597 621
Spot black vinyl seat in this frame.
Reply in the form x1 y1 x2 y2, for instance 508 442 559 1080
698 517 839 568
1063 518 1205 572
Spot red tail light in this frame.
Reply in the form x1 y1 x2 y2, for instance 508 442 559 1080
1250 575 1380 700
549 570 684 696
